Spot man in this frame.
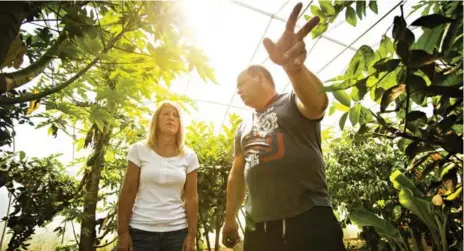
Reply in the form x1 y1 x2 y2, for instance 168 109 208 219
221 3 346 251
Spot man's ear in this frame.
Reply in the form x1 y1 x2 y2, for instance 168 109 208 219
257 72 264 83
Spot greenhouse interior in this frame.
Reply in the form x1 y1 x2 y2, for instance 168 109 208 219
0 0 462 250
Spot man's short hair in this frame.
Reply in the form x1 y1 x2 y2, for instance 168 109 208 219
243 65 275 89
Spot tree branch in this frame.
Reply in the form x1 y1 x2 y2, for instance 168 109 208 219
0 57 99 105
403 70 410 134
0 26 128 105
94 237 117 248
0 33 67 94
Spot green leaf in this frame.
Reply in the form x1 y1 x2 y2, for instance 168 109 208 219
411 26 444 54
396 40 410 63
397 138 412 152
397 188 437 231
19 151 26 161
311 5 326 19
351 78 368 101
333 90 351 107
356 1 366 20
380 84 406 112
411 14 455 29
345 6 357 27
441 20 460 57
404 142 435 161
374 59 401 72
349 208 405 244
408 50 440 69
319 0 336 16
436 73 462 87
408 74 427 105
406 111 427 123
404 28 416 48
425 86 462 98
390 170 424 197
392 16 407 41
444 185 462 201
349 103 362 126
406 111 427 132
378 36 395 58
359 107 373 125
440 163 456 179
339 112 349 130
369 0 378 14
322 82 351 92
334 102 350 112
359 45 375 68
329 105 336 116
346 45 374 77
311 22 328 38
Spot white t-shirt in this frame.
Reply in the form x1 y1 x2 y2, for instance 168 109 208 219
127 141 199 232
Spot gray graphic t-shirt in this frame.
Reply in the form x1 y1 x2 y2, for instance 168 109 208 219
235 92 331 222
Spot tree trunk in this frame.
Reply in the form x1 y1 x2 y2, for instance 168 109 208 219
214 212 222 251
79 124 112 251
0 2 29 68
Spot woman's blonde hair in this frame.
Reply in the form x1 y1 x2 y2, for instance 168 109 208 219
147 101 185 154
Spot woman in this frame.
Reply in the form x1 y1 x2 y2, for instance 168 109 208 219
116 101 199 251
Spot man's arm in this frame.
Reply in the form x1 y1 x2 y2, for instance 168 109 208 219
224 153 246 223
286 65 328 120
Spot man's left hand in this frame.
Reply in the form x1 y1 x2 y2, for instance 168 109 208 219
263 2 319 73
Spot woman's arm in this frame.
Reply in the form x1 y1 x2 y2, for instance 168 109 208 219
184 170 198 238
117 161 140 235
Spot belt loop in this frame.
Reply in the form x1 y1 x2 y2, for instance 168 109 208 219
264 221 267 233
282 219 286 239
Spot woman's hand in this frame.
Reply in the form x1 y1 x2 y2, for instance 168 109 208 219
182 233 196 251
115 232 133 251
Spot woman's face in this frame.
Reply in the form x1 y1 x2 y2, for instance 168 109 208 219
157 104 180 136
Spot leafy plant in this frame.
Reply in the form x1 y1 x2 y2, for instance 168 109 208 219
185 114 242 251
1 152 79 251
323 1 463 250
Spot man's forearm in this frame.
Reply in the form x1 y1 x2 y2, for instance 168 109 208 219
185 197 198 236
225 174 246 222
286 66 328 114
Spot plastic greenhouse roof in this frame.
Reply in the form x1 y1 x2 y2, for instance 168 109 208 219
10 0 424 164
165 0 422 130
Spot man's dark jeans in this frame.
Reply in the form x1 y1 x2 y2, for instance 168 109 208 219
244 206 346 251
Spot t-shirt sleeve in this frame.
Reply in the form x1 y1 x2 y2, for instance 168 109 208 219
234 123 243 157
127 143 141 167
186 151 200 174
289 91 324 122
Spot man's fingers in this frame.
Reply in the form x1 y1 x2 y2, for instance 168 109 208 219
284 41 305 60
263 38 276 54
286 2 303 32
296 16 320 40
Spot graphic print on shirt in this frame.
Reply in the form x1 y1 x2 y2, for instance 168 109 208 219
242 107 285 169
